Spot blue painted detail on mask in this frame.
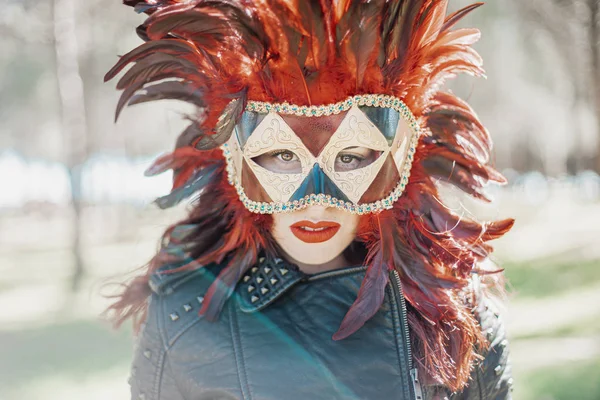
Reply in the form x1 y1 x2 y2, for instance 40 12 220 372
236 111 266 147
290 164 350 203
359 106 400 146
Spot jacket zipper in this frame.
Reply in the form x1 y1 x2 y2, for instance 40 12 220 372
311 266 424 399
392 270 423 400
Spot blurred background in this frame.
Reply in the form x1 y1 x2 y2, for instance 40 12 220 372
1 0 599 399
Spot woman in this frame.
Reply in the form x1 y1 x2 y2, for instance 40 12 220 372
106 0 514 399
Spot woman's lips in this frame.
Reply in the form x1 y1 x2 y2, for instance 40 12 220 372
290 220 341 244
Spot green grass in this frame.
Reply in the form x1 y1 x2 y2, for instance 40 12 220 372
505 258 600 399
1 256 598 396
0 319 133 389
504 258 600 299
516 359 600 400
513 314 600 341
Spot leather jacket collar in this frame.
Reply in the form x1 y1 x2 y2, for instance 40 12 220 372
150 257 367 313
236 257 306 312
236 256 367 313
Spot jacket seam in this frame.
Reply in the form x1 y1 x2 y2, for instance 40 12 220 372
150 296 168 400
150 267 200 295
163 349 188 400
160 287 210 347
157 294 186 400
475 364 484 400
167 317 203 348
229 300 252 400
154 349 166 400
158 295 170 349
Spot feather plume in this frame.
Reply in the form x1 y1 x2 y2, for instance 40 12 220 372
413 0 447 49
333 213 391 340
154 163 219 209
104 39 201 82
381 0 424 67
144 146 212 177
441 2 483 32
107 1 513 391
116 53 199 91
337 0 385 89
126 80 205 108
202 97 245 149
201 249 256 320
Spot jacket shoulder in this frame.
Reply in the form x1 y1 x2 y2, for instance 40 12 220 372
148 262 226 346
472 289 513 398
129 264 225 400
451 276 513 400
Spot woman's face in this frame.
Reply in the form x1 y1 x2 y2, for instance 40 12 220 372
271 205 359 269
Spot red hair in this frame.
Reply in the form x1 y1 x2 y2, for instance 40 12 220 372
106 0 514 391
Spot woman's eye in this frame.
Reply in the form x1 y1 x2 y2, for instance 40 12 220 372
334 147 381 172
335 153 362 170
252 150 302 173
278 151 295 162
339 154 358 164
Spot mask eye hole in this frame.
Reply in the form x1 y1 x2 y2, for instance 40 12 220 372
252 150 303 174
334 147 382 172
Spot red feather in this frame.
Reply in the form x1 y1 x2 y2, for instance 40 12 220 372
107 1 513 392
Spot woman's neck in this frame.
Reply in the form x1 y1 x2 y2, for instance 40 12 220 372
281 252 349 275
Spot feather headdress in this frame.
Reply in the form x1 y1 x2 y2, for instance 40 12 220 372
106 0 513 390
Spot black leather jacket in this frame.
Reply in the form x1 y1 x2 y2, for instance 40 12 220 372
129 258 512 400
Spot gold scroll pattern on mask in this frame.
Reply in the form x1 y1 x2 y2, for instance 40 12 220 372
242 114 314 202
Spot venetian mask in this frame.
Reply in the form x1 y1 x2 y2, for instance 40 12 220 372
222 94 421 215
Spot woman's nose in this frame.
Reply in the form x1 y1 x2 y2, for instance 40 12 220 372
302 204 332 219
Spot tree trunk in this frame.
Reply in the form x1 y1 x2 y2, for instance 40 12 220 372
52 0 89 291
566 1 585 173
590 0 600 173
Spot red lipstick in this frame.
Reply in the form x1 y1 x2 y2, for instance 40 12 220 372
290 220 341 244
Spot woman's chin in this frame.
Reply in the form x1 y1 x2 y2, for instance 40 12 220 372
284 246 339 267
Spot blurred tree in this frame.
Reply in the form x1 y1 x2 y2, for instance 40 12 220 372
51 0 88 291
590 0 600 172
514 0 600 173
0 1 175 291
0 2 60 159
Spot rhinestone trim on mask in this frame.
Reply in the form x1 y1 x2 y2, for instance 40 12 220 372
248 94 416 120
222 94 422 215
